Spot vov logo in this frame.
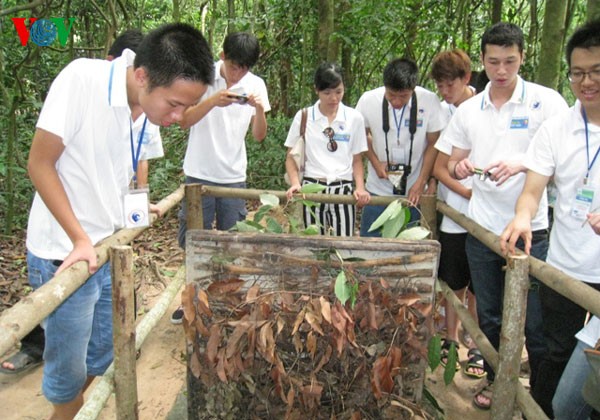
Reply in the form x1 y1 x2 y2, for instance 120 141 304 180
11 18 76 47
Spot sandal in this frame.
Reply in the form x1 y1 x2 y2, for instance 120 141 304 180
0 351 43 375
440 339 460 371
473 381 493 410
464 348 486 379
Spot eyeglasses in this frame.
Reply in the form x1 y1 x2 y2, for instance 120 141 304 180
567 69 600 83
323 127 337 152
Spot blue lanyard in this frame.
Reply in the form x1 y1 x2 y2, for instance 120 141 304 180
392 105 406 143
583 108 600 183
130 117 147 186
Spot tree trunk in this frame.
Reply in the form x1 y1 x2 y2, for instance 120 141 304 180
227 0 236 33
536 0 568 88
589 0 600 20
317 0 334 62
492 0 503 23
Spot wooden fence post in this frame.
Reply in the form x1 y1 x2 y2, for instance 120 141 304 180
491 254 529 419
420 194 437 240
110 245 138 420
184 183 203 420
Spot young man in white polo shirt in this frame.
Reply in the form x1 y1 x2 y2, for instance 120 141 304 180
178 32 270 239
356 58 445 237
25 23 214 419
500 19 600 417
446 22 568 410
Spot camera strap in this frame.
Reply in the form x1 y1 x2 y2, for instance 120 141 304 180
382 91 418 169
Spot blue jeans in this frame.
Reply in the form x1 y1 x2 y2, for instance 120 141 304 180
28 251 113 404
359 193 421 237
553 340 594 420
465 232 548 389
178 177 247 248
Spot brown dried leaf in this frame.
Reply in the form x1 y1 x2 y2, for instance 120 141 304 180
226 321 249 359
246 284 260 302
351 412 362 420
189 350 202 378
390 346 402 377
206 324 221 364
207 277 245 296
258 321 276 363
371 355 393 399
291 307 306 336
379 277 390 289
194 317 210 337
319 296 331 324
299 382 323 410
216 348 228 383
330 304 346 335
181 283 196 324
197 289 212 317
304 310 324 336
398 292 421 307
293 332 304 354
271 366 287 403
306 331 317 358
314 344 332 374
276 316 285 335
367 302 378 330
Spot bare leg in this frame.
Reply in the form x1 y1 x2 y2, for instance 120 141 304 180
49 376 95 420
445 287 467 343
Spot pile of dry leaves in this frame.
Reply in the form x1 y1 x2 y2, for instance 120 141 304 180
182 274 436 419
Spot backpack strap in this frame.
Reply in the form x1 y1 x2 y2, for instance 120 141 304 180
300 108 308 138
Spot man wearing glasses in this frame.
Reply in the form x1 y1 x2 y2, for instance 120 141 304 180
500 19 600 417
356 58 445 237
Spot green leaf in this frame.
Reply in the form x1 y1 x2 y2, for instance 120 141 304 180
443 343 458 385
428 335 442 371
233 220 263 232
368 199 402 232
253 204 272 223
300 199 318 209
397 226 431 240
300 183 327 194
381 211 407 238
266 217 283 233
350 282 359 308
334 271 351 306
302 225 321 235
422 386 445 415
259 193 279 207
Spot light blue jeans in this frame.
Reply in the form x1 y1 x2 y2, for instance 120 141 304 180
28 251 113 404
553 340 594 420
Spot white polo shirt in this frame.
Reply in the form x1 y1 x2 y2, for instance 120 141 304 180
443 76 568 235
285 102 367 183
183 61 271 183
576 316 600 347
27 50 160 259
435 103 472 234
525 102 600 284
356 86 446 196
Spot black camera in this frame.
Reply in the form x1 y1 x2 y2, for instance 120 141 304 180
387 164 411 196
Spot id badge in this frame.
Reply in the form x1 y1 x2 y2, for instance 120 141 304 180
570 184 595 221
123 188 150 228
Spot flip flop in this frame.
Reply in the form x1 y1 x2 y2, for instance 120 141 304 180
0 351 43 375
440 338 460 371
464 348 486 379
473 381 493 410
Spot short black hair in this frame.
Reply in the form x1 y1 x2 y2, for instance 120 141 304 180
223 32 260 68
314 62 344 91
566 19 600 66
134 23 214 90
481 22 524 55
383 58 418 91
108 29 143 57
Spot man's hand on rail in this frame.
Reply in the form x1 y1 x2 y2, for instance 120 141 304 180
499 213 533 256
586 211 600 235
149 203 163 217
57 238 98 275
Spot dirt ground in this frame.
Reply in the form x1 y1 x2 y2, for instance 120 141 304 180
0 214 520 419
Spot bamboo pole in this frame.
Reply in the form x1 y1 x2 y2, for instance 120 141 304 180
436 200 600 318
74 265 186 420
491 254 529 419
439 281 548 420
0 186 184 358
419 194 437 240
110 246 138 420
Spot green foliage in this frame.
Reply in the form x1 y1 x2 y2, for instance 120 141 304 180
368 199 431 240
427 334 458 386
